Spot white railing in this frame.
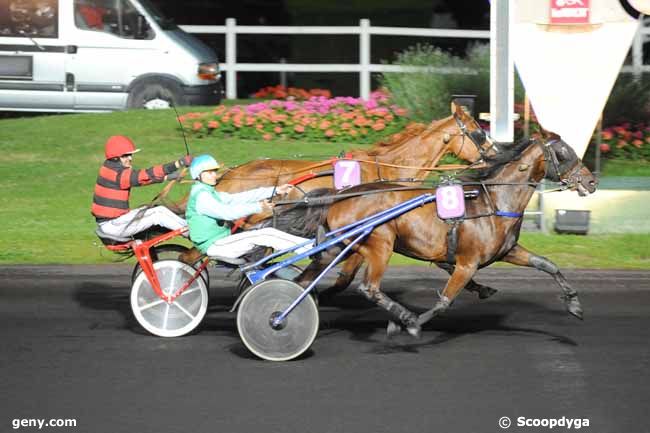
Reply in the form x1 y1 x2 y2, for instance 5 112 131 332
181 18 489 100
181 18 649 100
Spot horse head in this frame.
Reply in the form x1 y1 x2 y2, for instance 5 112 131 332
539 132 598 197
451 102 499 161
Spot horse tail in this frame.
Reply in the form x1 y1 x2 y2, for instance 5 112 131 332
257 188 334 238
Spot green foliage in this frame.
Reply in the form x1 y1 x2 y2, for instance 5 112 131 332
603 74 650 127
379 43 524 121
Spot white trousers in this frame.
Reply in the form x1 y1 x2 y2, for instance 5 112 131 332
206 227 311 259
98 206 187 238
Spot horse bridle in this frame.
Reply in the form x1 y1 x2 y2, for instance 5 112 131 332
453 112 500 159
540 139 584 189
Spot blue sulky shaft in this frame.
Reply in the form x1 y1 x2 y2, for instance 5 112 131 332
252 193 438 327
247 193 436 284
271 229 371 327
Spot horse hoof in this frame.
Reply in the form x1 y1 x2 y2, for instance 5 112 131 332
478 285 498 299
567 302 584 320
387 321 402 338
406 324 421 339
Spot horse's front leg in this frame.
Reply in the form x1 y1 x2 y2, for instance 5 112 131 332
318 253 365 301
436 262 498 299
355 235 421 338
502 244 583 320
418 260 480 326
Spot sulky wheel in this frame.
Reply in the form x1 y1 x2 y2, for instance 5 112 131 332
273 264 303 281
131 244 209 288
237 279 319 362
130 260 208 337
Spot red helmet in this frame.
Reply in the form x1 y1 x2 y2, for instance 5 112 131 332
104 135 140 159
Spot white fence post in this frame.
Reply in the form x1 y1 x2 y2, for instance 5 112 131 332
225 18 237 99
632 20 643 80
489 0 514 142
359 19 371 100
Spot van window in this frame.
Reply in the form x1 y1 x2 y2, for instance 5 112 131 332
0 0 58 38
74 0 154 40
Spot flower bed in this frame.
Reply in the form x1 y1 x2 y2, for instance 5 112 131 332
513 103 650 160
253 85 332 100
599 123 650 160
179 91 410 143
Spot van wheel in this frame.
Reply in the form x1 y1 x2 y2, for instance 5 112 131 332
128 80 185 110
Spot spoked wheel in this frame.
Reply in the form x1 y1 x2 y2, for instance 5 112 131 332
131 260 208 337
237 279 319 361
131 244 209 287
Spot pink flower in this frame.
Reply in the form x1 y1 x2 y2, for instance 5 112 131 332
294 125 305 133
632 139 643 148
599 143 610 153
324 129 336 137
274 126 283 134
262 133 273 141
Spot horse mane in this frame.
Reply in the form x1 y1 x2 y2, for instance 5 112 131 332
363 117 449 157
463 137 535 180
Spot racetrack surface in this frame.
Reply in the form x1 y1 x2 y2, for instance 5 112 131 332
1 265 649 433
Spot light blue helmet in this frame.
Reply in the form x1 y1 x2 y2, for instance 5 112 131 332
190 154 221 180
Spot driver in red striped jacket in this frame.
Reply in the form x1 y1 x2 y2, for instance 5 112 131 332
92 135 191 239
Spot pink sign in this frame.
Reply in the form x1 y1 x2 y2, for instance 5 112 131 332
436 185 465 220
550 0 590 24
334 160 361 189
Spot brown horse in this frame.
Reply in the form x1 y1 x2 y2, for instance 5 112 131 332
294 135 597 337
223 105 496 290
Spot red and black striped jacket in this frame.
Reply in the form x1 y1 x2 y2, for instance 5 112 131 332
92 159 177 222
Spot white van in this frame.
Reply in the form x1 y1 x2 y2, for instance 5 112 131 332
0 0 222 112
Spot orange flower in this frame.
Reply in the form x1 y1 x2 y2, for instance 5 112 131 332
616 139 627 148
348 129 358 137
599 143 610 153
262 133 273 141
294 125 305 133
192 122 203 131
324 129 336 137
274 126 283 134
353 117 368 127
632 139 643 148
256 124 264 130
341 122 351 130
371 122 386 131
601 130 613 140
207 120 220 129
319 120 332 130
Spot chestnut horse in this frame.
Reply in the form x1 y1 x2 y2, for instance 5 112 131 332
294 136 597 337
